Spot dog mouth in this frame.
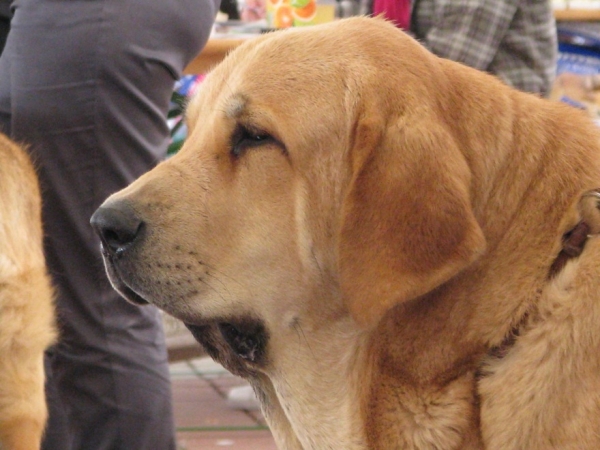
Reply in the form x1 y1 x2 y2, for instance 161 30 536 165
183 318 269 377
100 242 270 375
100 245 149 306
113 277 150 306
186 321 267 363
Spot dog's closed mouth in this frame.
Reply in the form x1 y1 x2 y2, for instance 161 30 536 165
185 318 269 365
101 247 149 306
114 279 149 306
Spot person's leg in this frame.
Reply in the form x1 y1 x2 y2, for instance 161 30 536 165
0 14 10 133
3 0 217 448
0 10 72 449
0 18 9 57
5 1 175 448
0 1 10 57
40 352 73 450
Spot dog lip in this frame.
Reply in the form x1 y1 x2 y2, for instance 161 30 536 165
117 281 150 306
101 245 149 306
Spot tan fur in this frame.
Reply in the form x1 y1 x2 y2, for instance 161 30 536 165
479 239 600 449
99 18 600 449
0 134 56 450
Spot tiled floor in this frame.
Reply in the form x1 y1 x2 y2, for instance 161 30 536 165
170 357 277 450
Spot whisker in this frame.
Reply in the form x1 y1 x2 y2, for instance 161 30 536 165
294 320 317 364
310 247 327 287
197 277 228 303
204 263 248 292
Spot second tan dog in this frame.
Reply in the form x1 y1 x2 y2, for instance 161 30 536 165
92 18 600 449
0 134 55 450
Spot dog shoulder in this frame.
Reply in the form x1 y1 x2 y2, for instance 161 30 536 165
479 237 600 449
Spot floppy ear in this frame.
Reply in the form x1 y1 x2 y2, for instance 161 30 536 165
339 115 486 328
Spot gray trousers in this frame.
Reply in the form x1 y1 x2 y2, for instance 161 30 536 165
0 0 218 448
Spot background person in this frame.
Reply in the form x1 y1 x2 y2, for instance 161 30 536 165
411 0 557 96
0 0 219 448
0 0 10 55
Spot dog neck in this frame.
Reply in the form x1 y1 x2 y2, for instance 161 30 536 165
261 314 370 449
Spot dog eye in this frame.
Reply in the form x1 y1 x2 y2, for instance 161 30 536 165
231 124 274 157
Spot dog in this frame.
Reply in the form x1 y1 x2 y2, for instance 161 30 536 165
0 133 55 450
91 17 600 449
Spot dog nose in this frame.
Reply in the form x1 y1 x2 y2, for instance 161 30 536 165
90 202 144 257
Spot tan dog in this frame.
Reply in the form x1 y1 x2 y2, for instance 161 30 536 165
92 18 600 449
0 134 55 450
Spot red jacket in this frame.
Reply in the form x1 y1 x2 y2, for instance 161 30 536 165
373 0 411 31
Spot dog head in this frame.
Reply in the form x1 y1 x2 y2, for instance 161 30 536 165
91 17 485 373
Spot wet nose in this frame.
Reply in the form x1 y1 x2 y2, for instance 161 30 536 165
90 201 144 257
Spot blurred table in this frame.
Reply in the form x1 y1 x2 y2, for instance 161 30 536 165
184 21 265 74
183 38 246 74
554 9 600 22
